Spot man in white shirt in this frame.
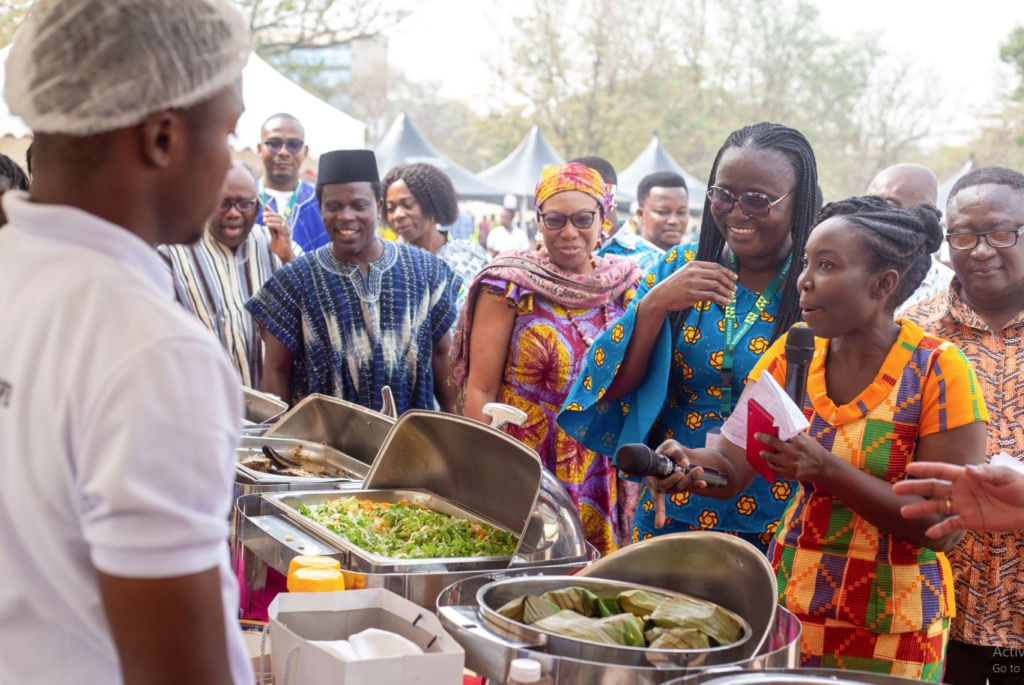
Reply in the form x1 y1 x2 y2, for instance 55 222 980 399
486 207 531 255
867 163 955 316
0 1 254 684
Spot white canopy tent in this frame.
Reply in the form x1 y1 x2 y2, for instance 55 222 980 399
0 47 367 163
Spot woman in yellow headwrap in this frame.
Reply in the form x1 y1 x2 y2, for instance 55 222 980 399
451 162 642 555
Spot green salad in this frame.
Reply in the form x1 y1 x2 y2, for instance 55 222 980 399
298 496 517 559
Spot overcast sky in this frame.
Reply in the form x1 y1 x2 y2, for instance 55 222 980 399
386 0 1024 148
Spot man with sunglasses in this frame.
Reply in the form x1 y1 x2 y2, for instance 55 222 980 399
257 113 326 251
160 161 302 388
904 166 1024 685
867 163 954 316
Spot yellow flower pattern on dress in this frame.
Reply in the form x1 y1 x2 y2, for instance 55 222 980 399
594 347 606 366
683 326 702 344
670 491 690 507
565 402 584 411
682 362 694 380
620 402 630 416
758 520 779 548
645 273 657 288
685 412 703 430
683 249 695 261
663 428 674 440
748 336 770 355
708 385 722 398
771 480 792 501
710 350 723 370
694 299 711 312
759 309 775 323
736 496 757 516
611 323 625 343
698 510 719 529
582 376 592 391
665 249 678 263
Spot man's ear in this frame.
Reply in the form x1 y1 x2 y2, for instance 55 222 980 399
139 111 183 169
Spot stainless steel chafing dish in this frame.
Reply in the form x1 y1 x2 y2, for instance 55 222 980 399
668 670 941 685
437 532 802 685
241 386 288 427
236 408 596 608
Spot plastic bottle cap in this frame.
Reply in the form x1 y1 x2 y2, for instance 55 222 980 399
287 555 341 577
508 658 542 683
287 567 346 593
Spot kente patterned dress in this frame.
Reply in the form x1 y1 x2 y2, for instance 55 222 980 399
751 321 988 681
245 240 458 414
558 244 794 551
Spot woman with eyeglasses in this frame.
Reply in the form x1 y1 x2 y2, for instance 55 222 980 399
637 196 987 680
558 122 818 550
451 162 642 555
383 163 490 320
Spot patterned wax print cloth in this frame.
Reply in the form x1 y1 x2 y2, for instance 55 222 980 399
158 226 301 388
752 320 988 681
451 251 641 556
407 236 489 323
905 283 1024 650
557 244 795 552
256 178 326 252
246 240 458 413
596 222 664 274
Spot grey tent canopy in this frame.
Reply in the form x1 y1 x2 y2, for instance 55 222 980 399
937 157 976 215
619 135 707 214
479 125 564 197
375 112 504 201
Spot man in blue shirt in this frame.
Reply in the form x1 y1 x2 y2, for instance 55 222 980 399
256 113 326 251
572 155 664 273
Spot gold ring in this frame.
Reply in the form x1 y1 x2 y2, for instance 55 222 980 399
945 497 952 516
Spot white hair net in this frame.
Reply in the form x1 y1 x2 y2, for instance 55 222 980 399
4 0 250 136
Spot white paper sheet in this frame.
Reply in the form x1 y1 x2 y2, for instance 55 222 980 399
720 373 809 448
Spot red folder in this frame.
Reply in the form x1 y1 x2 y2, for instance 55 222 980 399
746 399 778 482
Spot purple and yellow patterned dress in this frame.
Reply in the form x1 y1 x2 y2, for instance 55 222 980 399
751 321 989 682
480 274 635 557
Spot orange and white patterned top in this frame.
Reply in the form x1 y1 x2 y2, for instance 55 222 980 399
905 282 1024 648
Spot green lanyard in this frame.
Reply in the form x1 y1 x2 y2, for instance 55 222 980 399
720 250 792 416
260 184 300 222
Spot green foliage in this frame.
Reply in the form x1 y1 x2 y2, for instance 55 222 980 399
999 26 1024 97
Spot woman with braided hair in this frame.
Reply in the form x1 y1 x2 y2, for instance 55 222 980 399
0 153 30 228
643 195 988 679
559 122 817 550
383 162 489 317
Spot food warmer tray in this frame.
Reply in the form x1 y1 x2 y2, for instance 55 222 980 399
235 436 369 484
436 532 801 685
261 488 520 574
667 669 942 685
474 575 753 667
241 386 288 426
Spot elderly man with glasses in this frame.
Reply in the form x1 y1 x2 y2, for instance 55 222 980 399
904 166 1024 685
160 161 302 388
256 112 326 251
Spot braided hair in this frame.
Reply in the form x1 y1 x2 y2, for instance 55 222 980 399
816 195 943 311
668 122 819 345
381 163 460 226
0 154 29 191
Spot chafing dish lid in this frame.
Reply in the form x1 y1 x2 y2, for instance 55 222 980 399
265 393 395 466
365 411 543 552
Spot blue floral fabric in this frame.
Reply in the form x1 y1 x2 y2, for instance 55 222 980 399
557 244 795 552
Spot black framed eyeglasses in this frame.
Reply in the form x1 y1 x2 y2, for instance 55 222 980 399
946 227 1024 251
538 209 599 231
263 137 304 155
707 186 792 219
217 197 259 213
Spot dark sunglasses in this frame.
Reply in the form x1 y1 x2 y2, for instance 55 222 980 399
538 209 599 231
218 197 259 213
263 137 304 155
707 186 792 219
946 226 1024 251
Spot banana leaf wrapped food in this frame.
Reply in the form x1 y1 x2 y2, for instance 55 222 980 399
531 610 646 647
648 627 711 650
618 589 670 618
540 586 600 615
496 595 560 624
650 595 743 646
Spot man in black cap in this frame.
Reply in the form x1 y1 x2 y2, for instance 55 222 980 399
247 149 460 414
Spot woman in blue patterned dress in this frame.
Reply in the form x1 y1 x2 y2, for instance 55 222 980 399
558 122 819 551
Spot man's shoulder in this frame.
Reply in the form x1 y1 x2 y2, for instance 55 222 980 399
902 288 952 330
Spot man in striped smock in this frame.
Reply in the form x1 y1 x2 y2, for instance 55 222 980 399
160 161 301 388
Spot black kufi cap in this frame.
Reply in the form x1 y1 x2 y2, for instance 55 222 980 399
317 149 380 187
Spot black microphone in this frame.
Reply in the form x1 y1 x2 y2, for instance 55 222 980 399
784 325 815 408
616 443 728 488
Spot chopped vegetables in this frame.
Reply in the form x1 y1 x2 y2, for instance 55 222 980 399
495 585 744 649
298 497 517 559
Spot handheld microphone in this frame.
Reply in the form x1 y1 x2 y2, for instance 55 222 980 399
615 443 728 489
783 325 815 408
